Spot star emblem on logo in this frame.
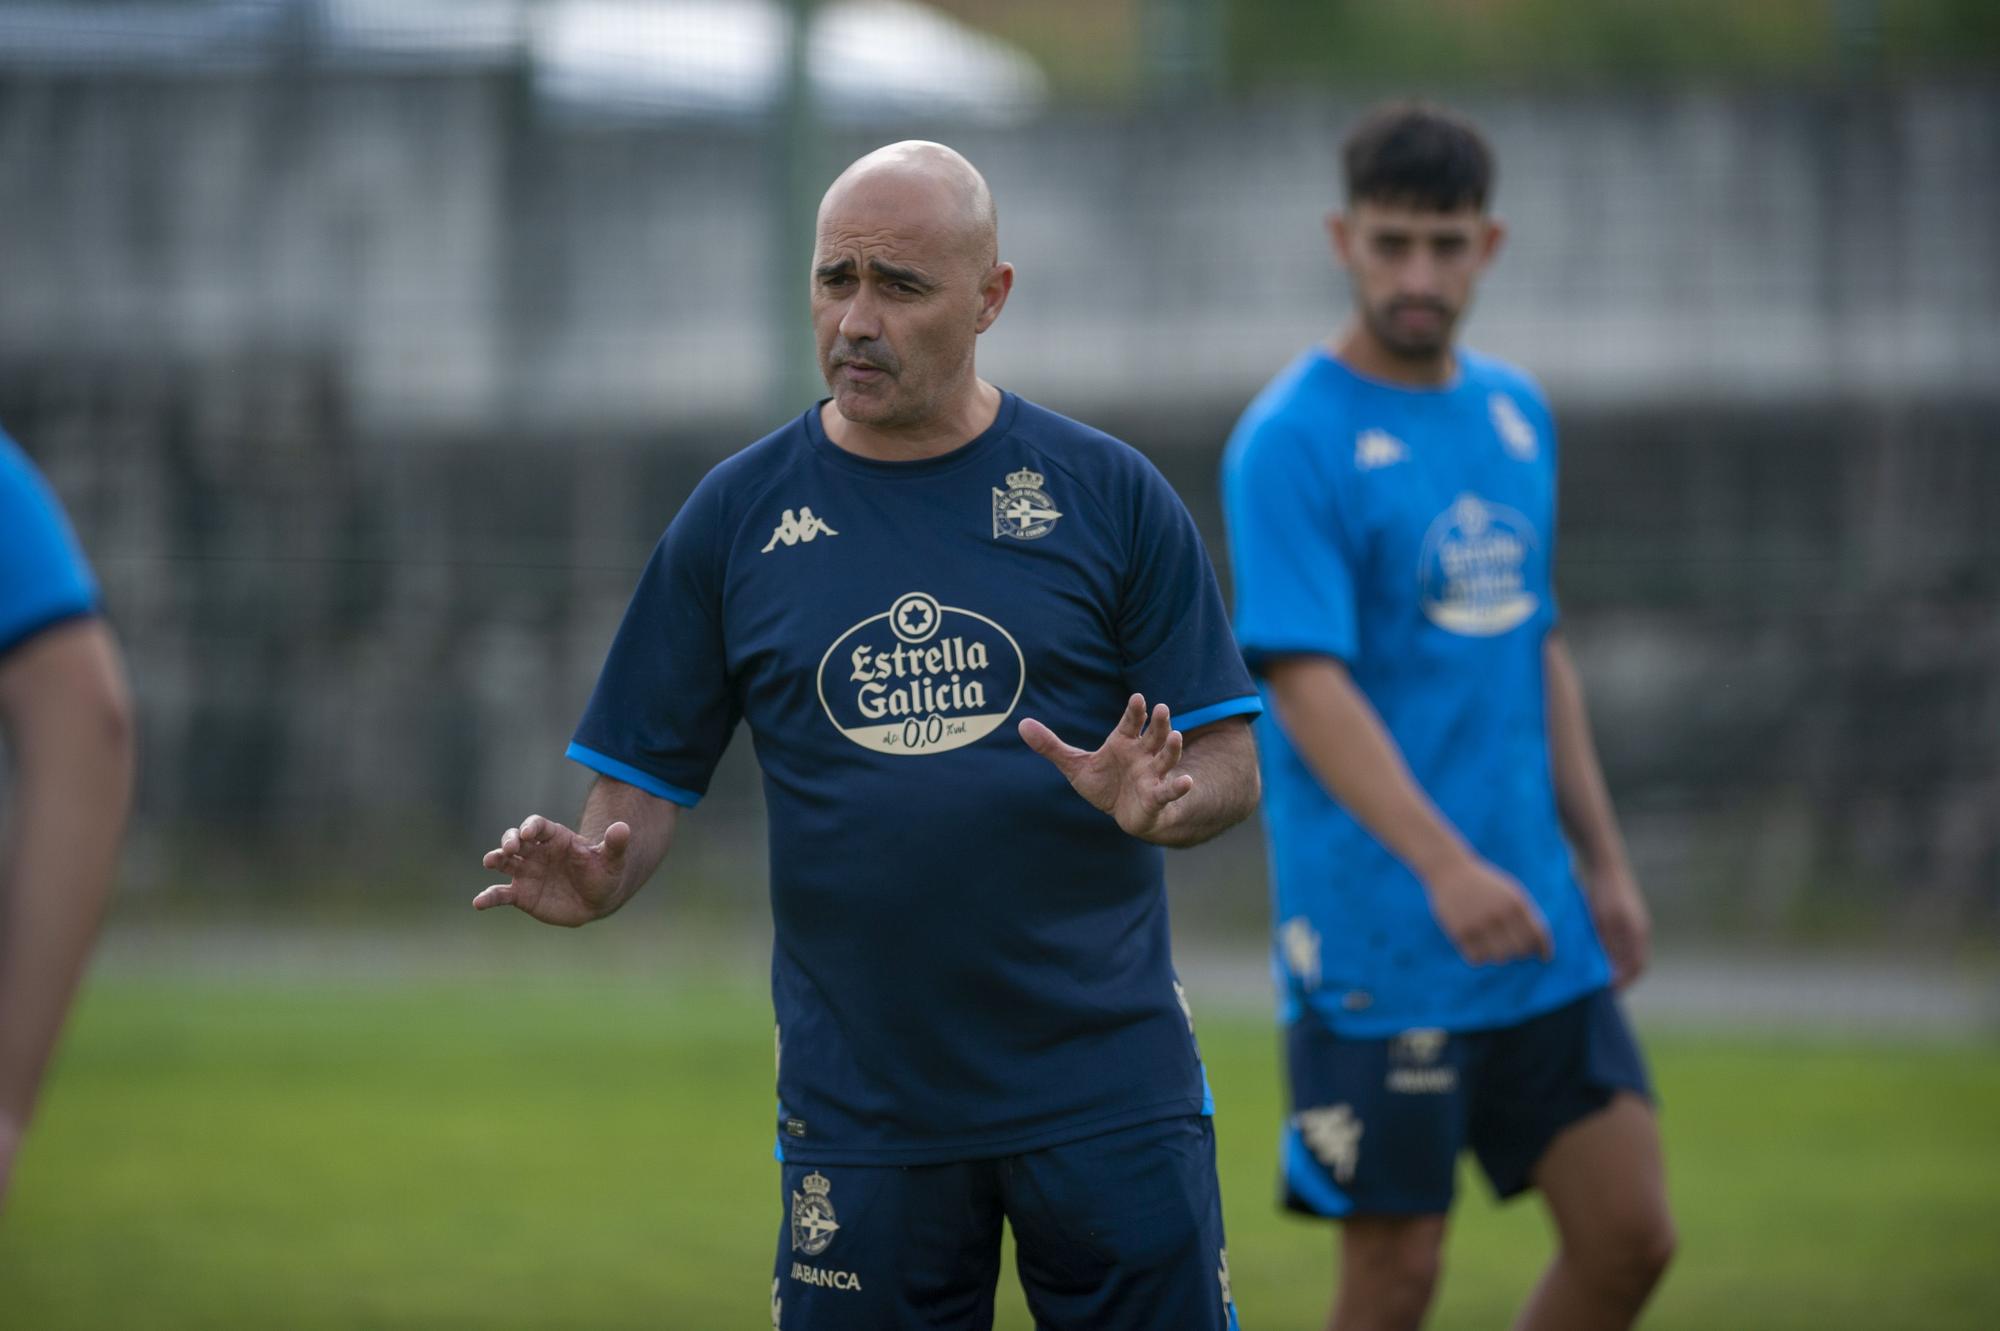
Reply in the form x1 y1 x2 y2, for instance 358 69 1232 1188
887 591 942 644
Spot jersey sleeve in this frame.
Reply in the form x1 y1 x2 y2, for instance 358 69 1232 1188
0 431 101 659
567 483 739 806
1114 457 1261 732
1221 413 1359 671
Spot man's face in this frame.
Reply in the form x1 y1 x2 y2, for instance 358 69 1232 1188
811 177 1005 431
1331 200 1503 359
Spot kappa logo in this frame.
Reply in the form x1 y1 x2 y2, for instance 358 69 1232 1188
1279 916 1322 991
1489 392 1539 461
770 1276 782 1330
790 1171 840 1256
992 467 1062 540
1295 1103 1363 1183
1355 428 1409 471
762 506 839 553
1218 1247 1235 1313
1174 979 1197 1034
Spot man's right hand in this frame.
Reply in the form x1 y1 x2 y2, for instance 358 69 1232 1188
474 814 631 927
1421 854 1553 967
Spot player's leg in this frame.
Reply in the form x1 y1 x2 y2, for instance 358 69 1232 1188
772 1155 1004 1330
1464 988 1671 1331
1002 1115 1240 1331
1283 1014 1471 1331
1511 1092 1673 1331
1331 1214 1449 1331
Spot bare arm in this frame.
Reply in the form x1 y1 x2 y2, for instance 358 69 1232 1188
0 620 135 1200
1148 715 1258 848
1262 655 1550 965
474 775 679 926
1019 696 1260 849
1544 631 1649 986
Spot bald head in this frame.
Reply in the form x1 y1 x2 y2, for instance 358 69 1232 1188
817 140 998 271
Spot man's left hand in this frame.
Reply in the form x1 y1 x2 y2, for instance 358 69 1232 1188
1586 863 1652 989
1019 694 1194 839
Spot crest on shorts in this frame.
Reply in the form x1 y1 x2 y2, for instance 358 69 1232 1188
790 1172 840 1256
992 467 1062 541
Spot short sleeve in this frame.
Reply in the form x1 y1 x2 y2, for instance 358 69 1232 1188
1221 415 1358 671
1114 457 1262 732
0 430 100 659
567 484 739 806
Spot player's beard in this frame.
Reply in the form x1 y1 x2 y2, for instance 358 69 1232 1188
822 339 908 423
1366 296 1458 360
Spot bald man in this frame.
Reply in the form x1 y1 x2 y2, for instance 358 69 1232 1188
478 142 1259 1329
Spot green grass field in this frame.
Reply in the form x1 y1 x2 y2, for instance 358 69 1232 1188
3 959 1997 1329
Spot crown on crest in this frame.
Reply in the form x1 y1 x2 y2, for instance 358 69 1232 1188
802 1172 831 1197
1006 467 1045 491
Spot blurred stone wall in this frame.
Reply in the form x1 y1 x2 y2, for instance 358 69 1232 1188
0 69 1994 930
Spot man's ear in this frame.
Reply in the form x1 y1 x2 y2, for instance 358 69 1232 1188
975 262 1015 334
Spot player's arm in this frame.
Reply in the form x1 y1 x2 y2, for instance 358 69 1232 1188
1261 654 1550 965
1543 629 1648 986
0 619 136 1201
474 775 679 927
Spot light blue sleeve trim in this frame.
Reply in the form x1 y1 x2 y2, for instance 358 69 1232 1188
773 1136 785 1162
1200 1063 1216 1117
1176 695 1263 732
563 742 703 808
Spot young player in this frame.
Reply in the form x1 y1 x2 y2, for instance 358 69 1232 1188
0 427 135 1209
1221 105 1674 1331
478 142 1259 1330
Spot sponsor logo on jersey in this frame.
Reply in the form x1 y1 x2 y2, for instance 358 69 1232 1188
1295 1103 1363 1183
1489 392 1539 461
762 506 839 553
992 467 1062 540
1418 493 1540 637
816 591 1025 755
790 1171 840 1256
1355 428 1409 471
1279 916 1322 990
1388 1027 1458 1094
790 1261 864 1292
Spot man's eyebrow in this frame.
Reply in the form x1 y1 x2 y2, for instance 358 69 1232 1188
814 257 856 280
867 258 933 287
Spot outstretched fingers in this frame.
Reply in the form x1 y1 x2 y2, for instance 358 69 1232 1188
1018 717 1084 775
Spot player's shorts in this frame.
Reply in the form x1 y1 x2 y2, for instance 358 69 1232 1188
1281 986 1652 1217
772 1114 1241 1330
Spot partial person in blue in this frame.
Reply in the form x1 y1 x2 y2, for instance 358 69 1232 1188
476 142 1259 1330
1221 105 1673 1331
0 428 135 1210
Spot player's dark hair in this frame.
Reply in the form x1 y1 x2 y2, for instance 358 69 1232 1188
1342 103 1494 213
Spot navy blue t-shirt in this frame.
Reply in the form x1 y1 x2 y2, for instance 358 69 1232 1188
571 392 1261 1165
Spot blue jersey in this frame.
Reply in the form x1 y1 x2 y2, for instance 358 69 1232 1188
0 428 99 658
1221 348 1609 1038
573 392 1261 1165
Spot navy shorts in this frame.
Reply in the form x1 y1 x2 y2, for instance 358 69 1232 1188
1281 987 1652 1217
773 1114 1241 1330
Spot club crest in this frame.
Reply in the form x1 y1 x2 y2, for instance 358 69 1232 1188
992 467 1062 541
790 1171 840 1256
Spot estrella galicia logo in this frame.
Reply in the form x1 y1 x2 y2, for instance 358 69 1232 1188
1417 493 1540 637
815 591 1026 756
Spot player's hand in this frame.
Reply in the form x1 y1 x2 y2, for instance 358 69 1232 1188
1421 855 1553 967
473 814 630 927
1019 694 1194 840
1583 862 1651 988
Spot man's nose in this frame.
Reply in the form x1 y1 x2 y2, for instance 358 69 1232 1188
837 288 881 342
